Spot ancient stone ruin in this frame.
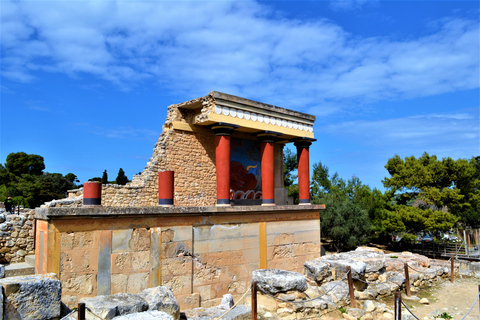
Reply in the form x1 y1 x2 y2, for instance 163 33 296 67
34 92 325 310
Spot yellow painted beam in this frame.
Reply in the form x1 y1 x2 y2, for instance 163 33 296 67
259 222 267 269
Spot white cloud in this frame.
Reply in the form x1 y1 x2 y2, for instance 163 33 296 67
320 111 479 158
1 0 478 115
329 0 379 12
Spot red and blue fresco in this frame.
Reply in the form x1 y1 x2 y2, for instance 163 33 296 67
230 137 262 200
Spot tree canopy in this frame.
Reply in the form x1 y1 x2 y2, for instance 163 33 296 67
0 152 79 208
383 152 479 228
116 168 129 185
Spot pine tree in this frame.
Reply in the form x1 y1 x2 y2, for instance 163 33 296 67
101 170 108 184
116 168 128 185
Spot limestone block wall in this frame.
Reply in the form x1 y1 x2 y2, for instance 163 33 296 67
0 209 35 264
35 205 323 310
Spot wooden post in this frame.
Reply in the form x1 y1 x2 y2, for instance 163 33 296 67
451 255 454 283
346 266 356 308
78 302 86 320
394 290 402 320
251 281 257 320
404 263 411 297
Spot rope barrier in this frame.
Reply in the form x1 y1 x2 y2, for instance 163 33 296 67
256 270 351 304
460 292 480 320
216 287 251 320
400 300 422 320
85 307 104 320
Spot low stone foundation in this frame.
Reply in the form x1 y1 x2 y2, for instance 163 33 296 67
35 205 323 309
0 208 35 264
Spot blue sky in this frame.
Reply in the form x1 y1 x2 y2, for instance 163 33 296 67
1 0 479 190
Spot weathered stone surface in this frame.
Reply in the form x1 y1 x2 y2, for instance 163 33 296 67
304 259 330 282
252 269 307 294
348 307 365 318
0 264 5 278
320 255 367 279
0 273 61 320
184 305 250 320
112 310 174 320
219 294 234 310
137 286 180 320
364 300 376 312
81 293 148 320
320 280 349 304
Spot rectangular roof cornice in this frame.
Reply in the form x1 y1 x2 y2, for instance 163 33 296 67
210 91 315 122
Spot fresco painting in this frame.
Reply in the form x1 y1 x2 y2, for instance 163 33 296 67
230 137 262 200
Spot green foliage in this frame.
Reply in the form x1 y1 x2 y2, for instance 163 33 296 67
311 161 373 252
383 152 480 225
88 177 102 182
0 152 77 208
116 168 129 185
283 148 299 203
101 170 108 184
436 312 453 319
5 152 45 176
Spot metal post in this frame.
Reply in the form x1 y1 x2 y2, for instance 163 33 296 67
346 266 356 308
450 255 454 283
394 290 402 320
404 263 411 297
251 281 257 320
78 302 86 320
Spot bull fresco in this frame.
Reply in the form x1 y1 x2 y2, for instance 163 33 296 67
230 137 262 200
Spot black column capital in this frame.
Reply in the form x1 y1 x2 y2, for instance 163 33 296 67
211 122 239 136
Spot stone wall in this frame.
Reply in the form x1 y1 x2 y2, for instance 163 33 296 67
35 205 323 310
0 208 35 264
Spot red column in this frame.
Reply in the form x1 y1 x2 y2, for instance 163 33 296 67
213 124 236 206
158 170 174 206
295 140 312 205
259 134 275 206
83 181 102 206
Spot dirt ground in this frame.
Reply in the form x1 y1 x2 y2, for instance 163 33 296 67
399 276 480 319
310 276 480 320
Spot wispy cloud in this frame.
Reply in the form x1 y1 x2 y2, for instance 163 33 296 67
320 111 479 158
329 0 379 12
75 123 158 141
1 1 478 117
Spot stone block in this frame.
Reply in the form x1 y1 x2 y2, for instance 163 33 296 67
132 228 151 251
111 311 174 320
137 286 180 320
62 273 96 295
112 252 133 274
81 293 148 320
253 269 307 294
111 273 128 294
0 273 61 320
112 229 134 253
127 273 149 294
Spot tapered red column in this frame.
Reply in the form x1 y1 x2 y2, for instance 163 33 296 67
212 124 237 206
295 140 312 205
258 134 275 206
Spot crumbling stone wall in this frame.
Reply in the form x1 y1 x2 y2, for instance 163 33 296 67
62 96 217 208
0 209 35 264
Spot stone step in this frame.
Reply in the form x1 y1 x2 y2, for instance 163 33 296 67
25 254 35 267
4 262 35 278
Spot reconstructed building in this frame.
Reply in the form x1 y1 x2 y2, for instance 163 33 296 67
35 92 325 309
